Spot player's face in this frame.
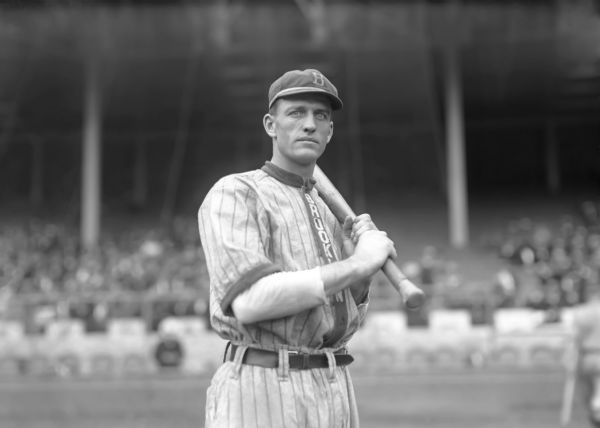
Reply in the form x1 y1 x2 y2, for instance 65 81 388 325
264 94 333 174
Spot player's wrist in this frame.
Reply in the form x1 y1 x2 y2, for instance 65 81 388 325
347 254 377 279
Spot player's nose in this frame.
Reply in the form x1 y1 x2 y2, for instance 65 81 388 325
302 113 317 131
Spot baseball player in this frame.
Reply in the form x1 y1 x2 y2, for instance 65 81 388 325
568 285 600 427
197 68 396 428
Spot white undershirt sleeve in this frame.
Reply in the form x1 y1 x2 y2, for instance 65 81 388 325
231 267 327 324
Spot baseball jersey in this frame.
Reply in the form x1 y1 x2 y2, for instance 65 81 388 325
198 162 368 428
573 299 600 374
197 162 369 352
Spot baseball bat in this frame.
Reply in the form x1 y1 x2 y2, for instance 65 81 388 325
313 164 426 310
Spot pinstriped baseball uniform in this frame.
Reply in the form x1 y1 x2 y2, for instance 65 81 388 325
198 162 369 428
573 300 600 374
571 299 600 424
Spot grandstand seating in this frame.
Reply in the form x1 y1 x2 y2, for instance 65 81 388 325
3 204 597 377
105 318 156 375
429 309 472 334
0 309 576 378
26 354 55 377
0 320 24 342
493 308 545 334
107 318 147 340
87 352 117 377
46 319 85 340
54 352 81 377
428 309 479 368
486 309 567 368
0 321 26 376
0 320 28 373
158 316 207 338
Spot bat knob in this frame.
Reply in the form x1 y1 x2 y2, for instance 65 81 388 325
404 289 426 310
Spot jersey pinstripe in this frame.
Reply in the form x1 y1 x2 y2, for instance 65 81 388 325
197 166 368 352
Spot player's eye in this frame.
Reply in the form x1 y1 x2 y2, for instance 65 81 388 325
315 112 329 120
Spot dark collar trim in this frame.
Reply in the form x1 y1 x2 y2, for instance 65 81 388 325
261 161 316 191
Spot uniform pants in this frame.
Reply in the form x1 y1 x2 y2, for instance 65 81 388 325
204 346 360 428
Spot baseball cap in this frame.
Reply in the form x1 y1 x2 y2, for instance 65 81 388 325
268 68 343 111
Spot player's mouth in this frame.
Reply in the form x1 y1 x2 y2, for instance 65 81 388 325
296 138 320 144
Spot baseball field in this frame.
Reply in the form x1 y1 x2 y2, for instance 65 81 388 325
0 369 590 428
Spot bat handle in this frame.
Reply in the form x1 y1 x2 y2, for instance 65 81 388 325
381 260 426 310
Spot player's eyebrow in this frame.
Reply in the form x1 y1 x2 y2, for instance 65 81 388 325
283 105 306 113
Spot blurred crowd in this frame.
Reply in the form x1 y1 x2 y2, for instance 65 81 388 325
387 200 600 326
490 200 600 313
0 216 209 299
2 200 600 332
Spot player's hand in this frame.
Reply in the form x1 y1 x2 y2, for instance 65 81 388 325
350 214 378 244
352 228 396 277
342 216 356 257
342 214 378 256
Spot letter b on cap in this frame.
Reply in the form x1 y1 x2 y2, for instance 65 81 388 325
311 71 325 86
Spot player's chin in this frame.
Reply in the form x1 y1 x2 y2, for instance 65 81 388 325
293 147 324 164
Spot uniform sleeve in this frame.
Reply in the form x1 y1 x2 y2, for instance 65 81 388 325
198 176 280 316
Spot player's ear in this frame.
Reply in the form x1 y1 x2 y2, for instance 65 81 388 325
263 113 276 138
326 121 333 144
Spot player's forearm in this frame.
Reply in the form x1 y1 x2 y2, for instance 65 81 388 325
320 254 373 298
232 258 373 324
231 268 327 324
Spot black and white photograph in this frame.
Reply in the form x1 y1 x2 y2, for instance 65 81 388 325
0 1 599 427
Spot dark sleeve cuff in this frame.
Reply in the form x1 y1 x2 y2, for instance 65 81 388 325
220 263 281 317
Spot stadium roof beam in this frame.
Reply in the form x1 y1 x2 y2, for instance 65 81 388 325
81 53 102 252
80 12 112 251
444 39 468 249
443 0 468 249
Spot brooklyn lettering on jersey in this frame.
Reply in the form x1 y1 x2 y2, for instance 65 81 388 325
302 191 344 303
303 192 335 264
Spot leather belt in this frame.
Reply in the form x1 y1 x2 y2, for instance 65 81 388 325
229 344 353 370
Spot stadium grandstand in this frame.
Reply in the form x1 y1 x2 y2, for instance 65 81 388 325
0 0 599 375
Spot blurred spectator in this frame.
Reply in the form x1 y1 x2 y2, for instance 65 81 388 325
494 199 600 311
0 218 210 332
5 198 600 332
0 218 208 296
418 245 448 292
580 200 600 231
492 267 518 308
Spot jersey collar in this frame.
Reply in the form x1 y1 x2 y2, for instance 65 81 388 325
261 161 316 191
